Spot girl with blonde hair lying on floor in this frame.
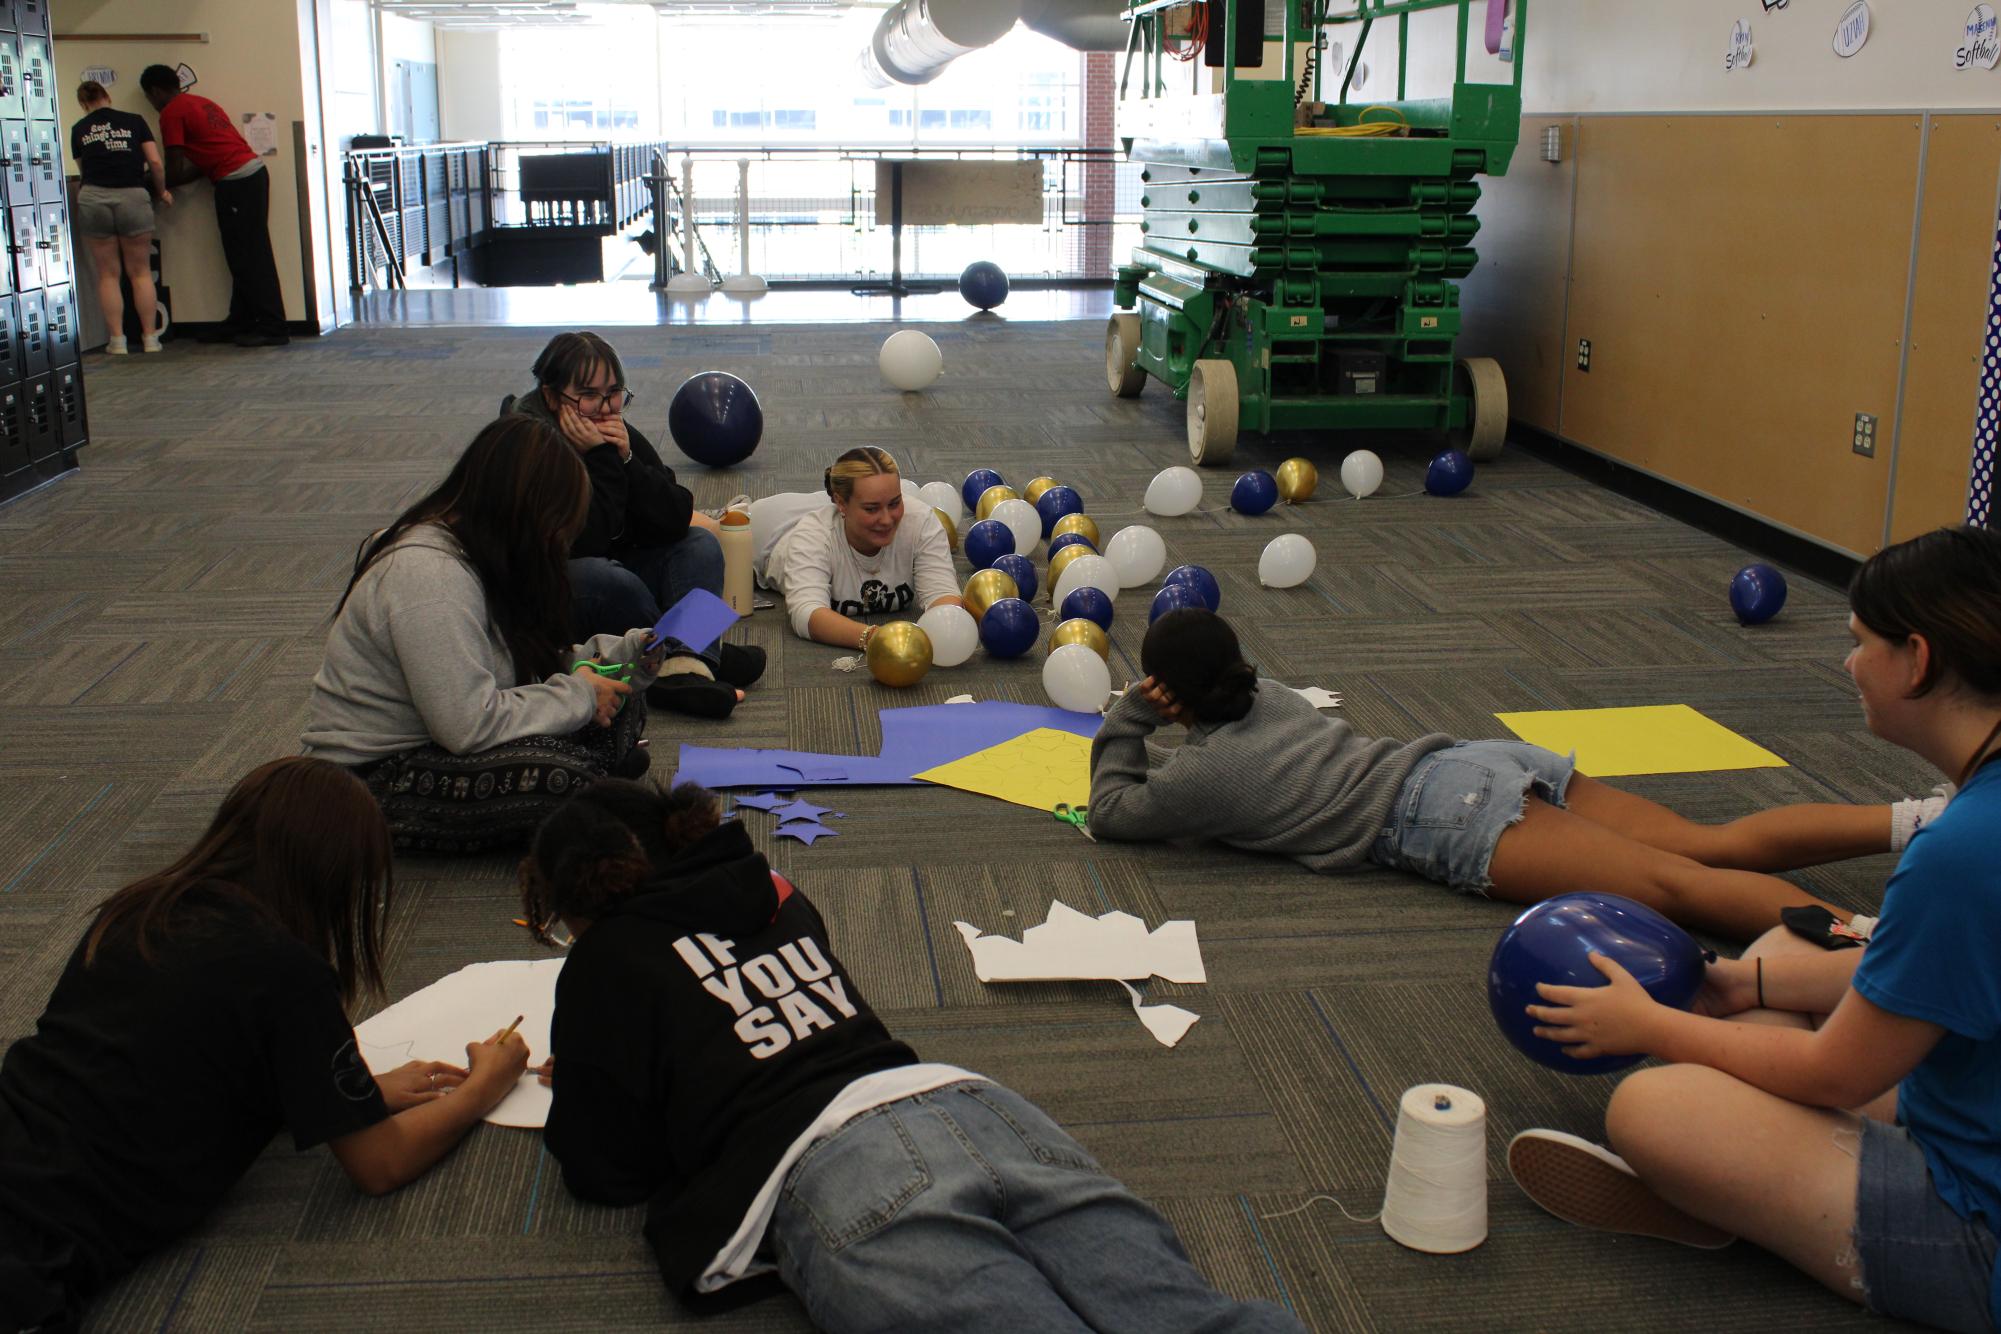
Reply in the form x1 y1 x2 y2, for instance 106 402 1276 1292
1090 605 1946 942
1510 523 2001 1334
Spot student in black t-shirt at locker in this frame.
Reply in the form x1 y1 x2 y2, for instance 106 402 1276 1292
0 758 533 1333
70 80 172 355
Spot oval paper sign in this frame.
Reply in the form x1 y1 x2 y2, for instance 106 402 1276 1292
1961 4 2001 69
1833 0 1871 58
1726 19 1755 70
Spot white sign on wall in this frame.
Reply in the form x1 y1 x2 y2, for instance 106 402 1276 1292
1958 5 2000 69
1726 20 1755 70
81 66 115 86
1833 0 1871 58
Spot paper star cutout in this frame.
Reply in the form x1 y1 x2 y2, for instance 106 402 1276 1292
732 791 795 812
775 820 839 845
773 799 835 823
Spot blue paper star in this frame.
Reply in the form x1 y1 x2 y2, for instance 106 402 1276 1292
773 799 835 823
733 791 795 813
775 820 839 845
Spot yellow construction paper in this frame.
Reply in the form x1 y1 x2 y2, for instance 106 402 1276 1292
914 728 1093 811
1494 704 1788 778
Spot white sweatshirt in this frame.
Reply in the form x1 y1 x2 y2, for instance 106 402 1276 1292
753 482 959 639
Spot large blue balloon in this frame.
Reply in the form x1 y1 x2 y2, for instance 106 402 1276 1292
959 260 1010 310
979 597 1039 658
1059 585 1114 631
1047 532 1097 560
962 468 1006 512
964 519 1016 571
1425 449 1475 497
992 552 1037 602
666 371 763 467
1488 892 1707 1076
1161 564 1221 612
1035 485 1085 539
1730 563 1788 626
1149 583 1209 624
1231 470 1278 515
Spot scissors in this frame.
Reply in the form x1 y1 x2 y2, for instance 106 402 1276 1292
572 658 637 683
1052 803 1093 840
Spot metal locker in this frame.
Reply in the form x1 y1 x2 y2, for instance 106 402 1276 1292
52 363 81 450
35 200 65 285
0 38 21 124
1 119 27 206
0 296 17 385
27 117 57 202
17 36 48 121
43 280 72 366
14 0 46 38
22 372 53 461
0 384 23 477
15 285 43 376
10 201 37 290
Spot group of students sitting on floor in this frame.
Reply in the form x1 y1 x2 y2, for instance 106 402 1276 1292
0 326 1996 1334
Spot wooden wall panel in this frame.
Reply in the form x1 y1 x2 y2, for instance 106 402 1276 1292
1891 115 1998 543
1457 115 1575 434
1559 115 1922 557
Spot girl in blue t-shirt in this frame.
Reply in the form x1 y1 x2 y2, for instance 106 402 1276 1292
1507 524 2001 1333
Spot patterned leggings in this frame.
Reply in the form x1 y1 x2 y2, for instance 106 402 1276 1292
357 697 648 855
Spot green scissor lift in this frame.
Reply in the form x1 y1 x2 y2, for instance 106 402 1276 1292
1108 0 1525 465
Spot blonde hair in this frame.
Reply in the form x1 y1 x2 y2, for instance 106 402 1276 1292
824 446 898 504
77 80 111 107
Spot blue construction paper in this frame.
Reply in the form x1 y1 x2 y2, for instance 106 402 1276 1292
650 589 739 656
732 791 794 812
772 799 835 823
775 820 838 845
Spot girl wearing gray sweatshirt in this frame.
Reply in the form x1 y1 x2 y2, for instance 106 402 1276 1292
1091 610 1916 942
302 417 663 854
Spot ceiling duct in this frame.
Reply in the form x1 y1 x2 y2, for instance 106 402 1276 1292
857 0 1024 87
1020 0 1126 51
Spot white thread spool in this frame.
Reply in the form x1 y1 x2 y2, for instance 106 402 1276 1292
1379 1084 1487 1254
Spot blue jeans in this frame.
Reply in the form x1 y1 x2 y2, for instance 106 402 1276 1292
769 1082 1303 1334
1856 1120 1999 1333
569 529 725 661
1370 740 1577 893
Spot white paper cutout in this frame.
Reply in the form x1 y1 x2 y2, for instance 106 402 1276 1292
354 958 563 1128
946 694 977 704
1726 20 1755 70
1833 0 1870 57
1294 686 1344 709
1959 5 2000 69
953 900 1206 984
1119 981 1201 1047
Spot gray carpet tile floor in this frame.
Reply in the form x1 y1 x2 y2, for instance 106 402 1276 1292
0 317 1933 1331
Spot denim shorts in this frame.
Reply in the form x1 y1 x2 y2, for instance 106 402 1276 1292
1368 740 1575 893
1855 1119 1999 1333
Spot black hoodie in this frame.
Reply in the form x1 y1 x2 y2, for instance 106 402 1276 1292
543 819 917 1298
511 387 697 560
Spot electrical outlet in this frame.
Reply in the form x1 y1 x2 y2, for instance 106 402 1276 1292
1852 412 1877 457
1576 338 1591 372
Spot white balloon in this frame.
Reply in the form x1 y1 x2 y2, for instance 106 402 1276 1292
1258 533 1318 588
1104 524 1167 587
1043 642 1113 714
1340 449 1384 499
918 480 962 521
1144 466 1203 517
990 497 1042 560
878 330 943 391
1052 553 1120 609
917 603 979 668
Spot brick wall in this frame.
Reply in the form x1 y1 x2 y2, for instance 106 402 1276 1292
1081 50 1117 278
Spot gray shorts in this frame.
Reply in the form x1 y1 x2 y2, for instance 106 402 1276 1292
1369 740 1575 892
1856 1119 1998 1332
75 184 153 238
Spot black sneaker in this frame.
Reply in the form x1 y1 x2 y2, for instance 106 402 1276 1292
716 643 767 691
647 672 740 719
608 745 652 780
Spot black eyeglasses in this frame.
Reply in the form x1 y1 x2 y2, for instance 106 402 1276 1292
561 387 635 415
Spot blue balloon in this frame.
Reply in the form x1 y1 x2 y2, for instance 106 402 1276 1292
1425 449 1475 497
962 468 1006 512
959 260 1010 310
992 552 1037 602
1730 563 1788 626
1059 585 1114 631
964 519 1016 571
1230 470 1278 515
1161 564 1221 612
978 597 1039 658
1488 892 1707 1076
1149 583 1209 624
1034 485 1085 539
1047 532 1097 560
666 372 763 467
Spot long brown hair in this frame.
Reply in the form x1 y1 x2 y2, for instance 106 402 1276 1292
85 758 394 1005
337 416 589 683
1850 524 2001 700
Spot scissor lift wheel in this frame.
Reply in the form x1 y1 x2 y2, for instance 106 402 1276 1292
1106 314 1145 398
1452 357 1509 461
1187 359 1238 465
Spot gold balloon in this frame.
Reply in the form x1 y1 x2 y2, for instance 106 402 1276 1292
1047 543 1093 592
865 621 933 688
933 507 958 553
1048 617 1110 660
976 484 1019 520
1276 457 1319 503
1050 512 1100 548
962 568 1020 621
1023 476 1059 504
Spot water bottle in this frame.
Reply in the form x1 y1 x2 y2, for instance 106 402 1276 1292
719 510 755 615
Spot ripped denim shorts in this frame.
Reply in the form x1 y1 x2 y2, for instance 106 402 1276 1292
1368 740 1575 893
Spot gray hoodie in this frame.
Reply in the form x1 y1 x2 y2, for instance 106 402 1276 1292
301 523 656 766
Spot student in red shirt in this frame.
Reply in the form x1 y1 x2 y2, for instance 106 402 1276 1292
139 65 289 348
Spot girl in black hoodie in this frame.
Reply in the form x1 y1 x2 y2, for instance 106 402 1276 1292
520 781 1300 1334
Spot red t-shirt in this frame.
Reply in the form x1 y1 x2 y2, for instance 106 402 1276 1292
157 93 257 182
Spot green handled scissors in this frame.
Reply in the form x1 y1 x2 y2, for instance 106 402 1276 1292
573 658 637 684
1052 803 1093 840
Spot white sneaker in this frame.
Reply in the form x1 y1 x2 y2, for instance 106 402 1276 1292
1890 794 1951 852
141 336 162 353
1508 1129 1736 1249
105 336 128 355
